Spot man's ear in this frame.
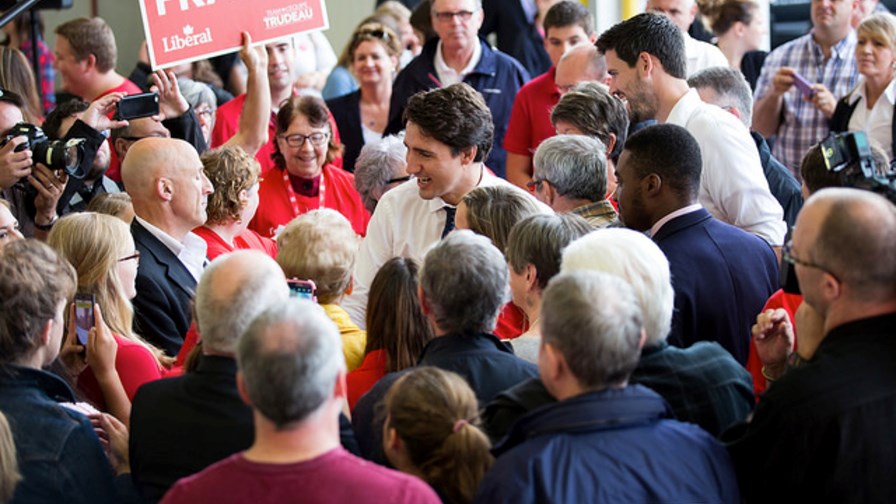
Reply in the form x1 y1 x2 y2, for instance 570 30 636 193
459 145 478 166
83 53 98 72
236 371 253 406
158 177 174 202
588 32 598 44
643 173 663 197
605 132 617 158
540 342 564 383
637 51 654 77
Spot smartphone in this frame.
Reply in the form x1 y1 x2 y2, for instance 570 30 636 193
74 293 95 346
791 72 815 99
114 92 159 121
287 279 317 301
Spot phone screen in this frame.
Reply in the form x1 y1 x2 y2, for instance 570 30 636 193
74 294 95 346
288 279 316 301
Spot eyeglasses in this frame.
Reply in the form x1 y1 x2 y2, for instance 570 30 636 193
279 132 330 148
526 178 550 193
387 175 411 184
782 240 838 280
118 251 141 263
432 9 477 23
194 107 215 118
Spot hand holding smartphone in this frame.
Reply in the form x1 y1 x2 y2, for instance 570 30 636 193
791 71 816 99
74 293 95 346
113 92 160 121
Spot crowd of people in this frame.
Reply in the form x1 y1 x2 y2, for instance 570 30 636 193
1 0 896 502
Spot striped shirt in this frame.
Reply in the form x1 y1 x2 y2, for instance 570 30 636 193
754 30 859 174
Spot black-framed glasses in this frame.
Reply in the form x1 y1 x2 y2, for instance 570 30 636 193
280 132 330 148
526 178 549 193
118 251 141 263
432 9 477 23
782 240 838 281
387 175 411 184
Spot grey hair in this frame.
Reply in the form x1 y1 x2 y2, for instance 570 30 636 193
533 135 608 202
419 230 509 335
196 250 290 354
687 66 753 128
177 77 217 110
354 134 408 213
237 298 344 429
561 228 673 345
541 271 644 389
506 213 593 290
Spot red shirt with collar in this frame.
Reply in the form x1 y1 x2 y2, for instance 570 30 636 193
503 67 561 177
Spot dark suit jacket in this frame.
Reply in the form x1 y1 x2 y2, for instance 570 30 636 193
326 90 363 173
481 0 550 77
653 208 778 365
131 220 197 356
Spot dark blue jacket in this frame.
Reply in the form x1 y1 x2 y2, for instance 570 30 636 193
475 385 740 504
481 0 551 77
654 208 778 364
385 37 531 179
352 332 537 463
0 366 136 503
326 90 363 173
752 131 803 228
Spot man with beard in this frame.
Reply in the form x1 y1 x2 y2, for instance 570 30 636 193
596 12 785 248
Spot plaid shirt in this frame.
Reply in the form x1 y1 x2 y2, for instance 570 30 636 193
571 200 619 229
754 30 858 174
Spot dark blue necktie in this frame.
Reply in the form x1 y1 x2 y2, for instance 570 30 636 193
441 206 456 238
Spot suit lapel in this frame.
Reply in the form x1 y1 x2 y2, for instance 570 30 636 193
132 221 198 297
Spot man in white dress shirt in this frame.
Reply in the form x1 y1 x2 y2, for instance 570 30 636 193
344 83 547 327
597 12 786 247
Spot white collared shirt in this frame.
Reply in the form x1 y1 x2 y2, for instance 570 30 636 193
846 77 896 160
650 204 704 237
434 39 482 87
135 216 208 283
342 170 551 327
684 34 729 77
666 89 786 246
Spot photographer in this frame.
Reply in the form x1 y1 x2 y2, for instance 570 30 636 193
0 89 124 238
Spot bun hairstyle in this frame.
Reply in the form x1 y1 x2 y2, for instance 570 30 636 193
699 0 759 36
384 367 493 504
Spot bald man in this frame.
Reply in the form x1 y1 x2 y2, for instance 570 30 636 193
553 44 608 95
122 137 213 355
726 188 896 502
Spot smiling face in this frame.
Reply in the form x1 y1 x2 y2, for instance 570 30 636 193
404 121 476 205
266 41 296 94
276 113 330 179
856 29 896 81
431 0 484 53
352 39 397 86
603 49 658 122
53 35 87 96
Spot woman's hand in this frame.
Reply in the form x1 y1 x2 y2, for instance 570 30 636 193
85 304 118 379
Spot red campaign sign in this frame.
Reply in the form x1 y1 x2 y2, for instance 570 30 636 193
138 0 330 69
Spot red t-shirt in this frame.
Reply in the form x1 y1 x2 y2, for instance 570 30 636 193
78 333 166 409
160 449 440 504
211 93 343 175
746 288 803 399
503 67 561 176
193 226 278 261
346 349 387 411
100 78 145 182
249 164 370 238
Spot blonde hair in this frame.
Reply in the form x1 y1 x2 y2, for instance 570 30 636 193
275 209 359 304
87 192 133 222
47 213 172 367
385 367 493 504
0 411 20 503
858 12 896 52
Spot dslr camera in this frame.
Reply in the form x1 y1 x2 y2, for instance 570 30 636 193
2 122 87 179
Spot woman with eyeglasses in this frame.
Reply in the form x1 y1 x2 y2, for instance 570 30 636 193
326 22 403 173
249 95 370 238
48 212 174 424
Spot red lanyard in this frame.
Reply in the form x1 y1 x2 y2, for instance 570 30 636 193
282 169 326 217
